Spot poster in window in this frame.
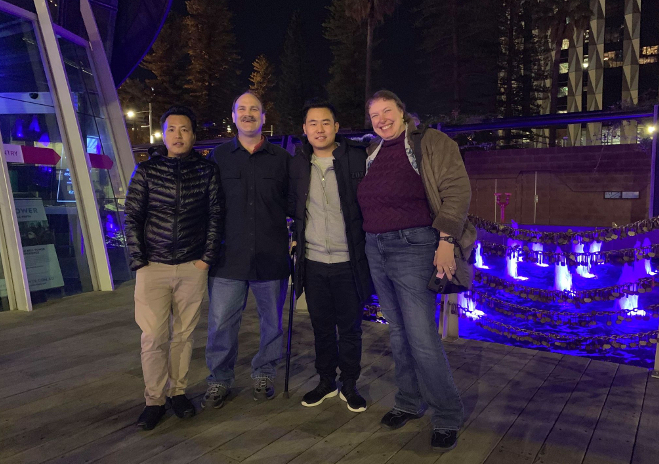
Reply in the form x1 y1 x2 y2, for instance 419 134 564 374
15 199 64 292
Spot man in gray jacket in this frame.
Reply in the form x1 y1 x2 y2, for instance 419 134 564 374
288 100 371 412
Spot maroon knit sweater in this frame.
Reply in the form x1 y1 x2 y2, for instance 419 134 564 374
357 132 433 234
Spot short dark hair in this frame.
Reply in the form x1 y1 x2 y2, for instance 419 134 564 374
302 99 338 124
160 106 197 133
232 91 264 113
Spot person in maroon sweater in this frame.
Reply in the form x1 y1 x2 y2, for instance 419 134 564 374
358 90 472 452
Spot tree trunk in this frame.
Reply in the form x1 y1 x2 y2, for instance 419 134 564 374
548 37 562 147
450 0 460 113
364 13 374 128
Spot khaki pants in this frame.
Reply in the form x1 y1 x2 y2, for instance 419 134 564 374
135 261 208 405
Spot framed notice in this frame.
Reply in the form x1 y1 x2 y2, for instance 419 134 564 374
14 199 64 292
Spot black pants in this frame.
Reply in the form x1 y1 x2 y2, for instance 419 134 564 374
304 260 363 382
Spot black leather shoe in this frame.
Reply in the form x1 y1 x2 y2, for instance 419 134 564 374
169 394 195 418
380 408 422 430
136 405 166 430
431 429 458 451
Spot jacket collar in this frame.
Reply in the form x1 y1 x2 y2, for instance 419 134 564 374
299 134 348 162
365 122 420 175
153 149 201 163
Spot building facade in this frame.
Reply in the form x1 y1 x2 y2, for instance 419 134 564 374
0 0 138 311
557 0 658 145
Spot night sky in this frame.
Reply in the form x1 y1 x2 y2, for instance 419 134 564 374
168 0 422 114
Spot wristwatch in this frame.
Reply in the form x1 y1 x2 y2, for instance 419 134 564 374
438 236 457 244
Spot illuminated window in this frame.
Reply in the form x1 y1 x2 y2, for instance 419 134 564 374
558 86 568 98
559 62 569 74
561 39 570 50
641 45 658 56
603 50 622 68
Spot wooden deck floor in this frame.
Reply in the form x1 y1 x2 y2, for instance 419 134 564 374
1 282 658 464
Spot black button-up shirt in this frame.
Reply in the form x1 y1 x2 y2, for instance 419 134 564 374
208 137 291 280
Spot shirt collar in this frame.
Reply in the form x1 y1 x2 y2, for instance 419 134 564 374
230 135 276 155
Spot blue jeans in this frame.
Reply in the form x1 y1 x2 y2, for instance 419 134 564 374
366 226 464 430
206 277 288 387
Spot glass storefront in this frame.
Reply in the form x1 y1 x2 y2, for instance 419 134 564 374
58 35 132 284
0 0 134 310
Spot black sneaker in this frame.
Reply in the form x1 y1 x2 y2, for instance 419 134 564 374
339 379 367 412
431 429 458 451
136 405 166 431
301 377 338 407
201 383 230 409
169 394 195 418
380 408 422 430
253 377 275 401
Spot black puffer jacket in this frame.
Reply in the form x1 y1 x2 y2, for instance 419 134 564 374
124 150 224 271
288 135 372 303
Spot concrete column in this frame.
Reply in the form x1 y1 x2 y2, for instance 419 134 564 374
587 0 605 145
568 28 585 146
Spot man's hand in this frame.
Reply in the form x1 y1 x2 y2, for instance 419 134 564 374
194 260 210 271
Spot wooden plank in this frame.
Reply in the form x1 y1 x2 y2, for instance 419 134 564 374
387 349 562 464
435 351 564 464
581 364 647 464
3 305 312 463
531 361 639 464
151 336 397 464
288 341 516 464
333 346 537 464
35 348 316 464
486 357 614 464
241 429 321 464
631 376 659 464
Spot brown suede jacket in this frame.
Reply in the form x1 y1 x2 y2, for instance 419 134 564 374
367 122 476 287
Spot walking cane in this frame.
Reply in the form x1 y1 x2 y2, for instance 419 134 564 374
283 246 296 399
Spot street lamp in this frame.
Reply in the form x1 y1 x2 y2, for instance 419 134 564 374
125 102 154 143
153 131 162 139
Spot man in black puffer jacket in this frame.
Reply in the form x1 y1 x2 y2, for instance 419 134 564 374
125 106 223 431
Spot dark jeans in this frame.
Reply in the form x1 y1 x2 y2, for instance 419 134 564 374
304 260 363 382
365 226 464 430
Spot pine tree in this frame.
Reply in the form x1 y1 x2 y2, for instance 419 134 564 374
249 55 275 101
324 0 367 130
344 0 398 111
185 0 241 139
249 54 279 133
415 0 499 118
139 12 189 119
277 11 320 134
117 78 152 144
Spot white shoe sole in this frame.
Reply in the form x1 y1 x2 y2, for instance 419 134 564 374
301 388 338 407
339 391 367 412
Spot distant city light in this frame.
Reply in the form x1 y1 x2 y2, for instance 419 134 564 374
126 110 136 118
153 132 162 139
648 126 656 134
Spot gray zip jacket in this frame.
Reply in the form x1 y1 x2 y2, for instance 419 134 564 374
305 154 349 263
